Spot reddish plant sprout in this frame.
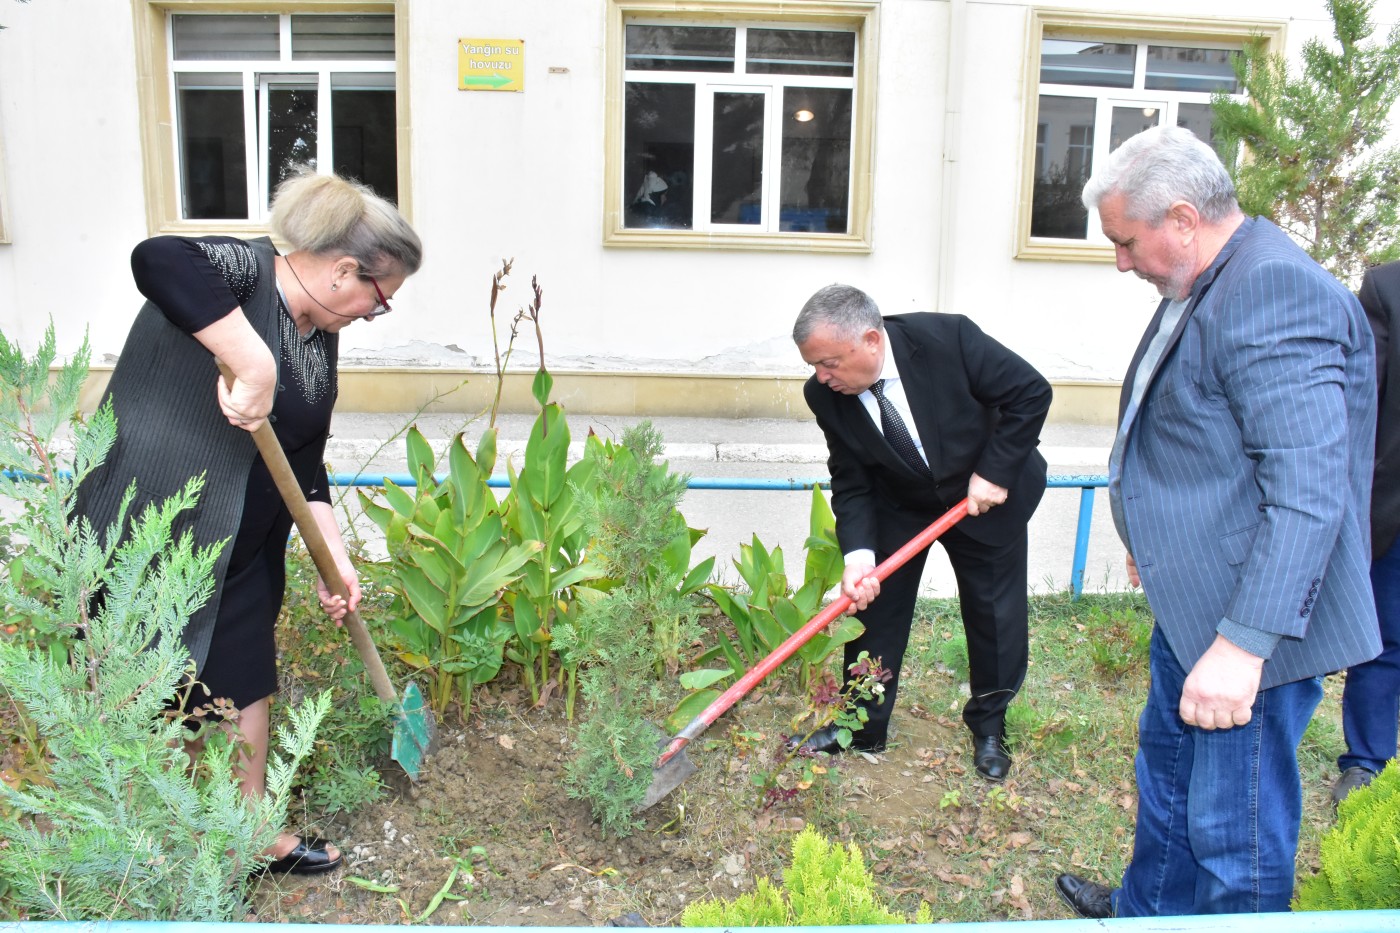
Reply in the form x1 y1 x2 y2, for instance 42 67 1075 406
809 670 842 709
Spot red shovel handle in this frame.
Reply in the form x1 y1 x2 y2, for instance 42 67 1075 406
656 498 970 766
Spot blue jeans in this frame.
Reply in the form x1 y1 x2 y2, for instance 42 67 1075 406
1339 538 1400 774
1114 628 1323 916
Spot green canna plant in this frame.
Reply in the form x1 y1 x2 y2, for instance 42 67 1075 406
359 426 540 719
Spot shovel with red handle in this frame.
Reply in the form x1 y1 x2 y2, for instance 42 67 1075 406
639 498 970 810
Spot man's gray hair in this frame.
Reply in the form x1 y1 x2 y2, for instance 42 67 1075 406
1081 125 1238 226
793 284 884 344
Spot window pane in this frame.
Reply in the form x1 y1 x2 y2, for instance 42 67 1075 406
332 74 397 203
780 87 850 233
626 25 735 73
747 29 854 77
292 14 395 61
1177 101 1228 157
177 73 248 219
1110 104 1161 152
1031 95 1095 239
712 92 765 225
1146 46 1239 93
173 13 278 61
624 82 695 229
1040 39 1135 88
267 84 318 201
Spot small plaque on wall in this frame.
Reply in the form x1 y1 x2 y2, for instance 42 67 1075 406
459 38 525 92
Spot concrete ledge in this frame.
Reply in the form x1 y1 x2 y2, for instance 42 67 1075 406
76 367 1122 426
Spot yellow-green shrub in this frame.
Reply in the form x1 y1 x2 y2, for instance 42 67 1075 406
681 828 932 926
1295 760 1400 910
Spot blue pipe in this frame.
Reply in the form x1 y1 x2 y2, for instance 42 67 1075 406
7 911 1400 932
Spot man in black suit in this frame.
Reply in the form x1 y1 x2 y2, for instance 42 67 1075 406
792 284 1052 780
1334 259 1400 805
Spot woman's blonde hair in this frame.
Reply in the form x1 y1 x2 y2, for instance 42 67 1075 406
270 168 422 277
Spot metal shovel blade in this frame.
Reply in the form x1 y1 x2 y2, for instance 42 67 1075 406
391 680 437 782
640 742 697 811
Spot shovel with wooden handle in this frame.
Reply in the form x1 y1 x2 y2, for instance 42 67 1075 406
219 364 436 781
640 498 970 810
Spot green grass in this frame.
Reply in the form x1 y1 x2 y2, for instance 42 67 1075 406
885 589 1348 921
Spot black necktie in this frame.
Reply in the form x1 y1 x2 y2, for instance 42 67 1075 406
870 379 930 476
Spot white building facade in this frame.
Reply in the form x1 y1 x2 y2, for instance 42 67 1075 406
0 0 1393 421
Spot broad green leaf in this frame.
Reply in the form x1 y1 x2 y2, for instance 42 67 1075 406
358 492 391 532
475 427 498 474
407 426 435 486
398 566 448 635
509 592 543 642
531 367 554 408
679 556 715 596
679 668 734 690
524 403 569 507
549 561 604 591
664 689 721 733
381 477 416 517
750 607 787 654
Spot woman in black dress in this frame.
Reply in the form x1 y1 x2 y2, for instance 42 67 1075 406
78 169 421 874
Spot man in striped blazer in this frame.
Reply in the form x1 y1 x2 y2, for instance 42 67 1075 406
1054 126 1380 918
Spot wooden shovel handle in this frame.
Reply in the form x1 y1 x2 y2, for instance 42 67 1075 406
217 363 398 705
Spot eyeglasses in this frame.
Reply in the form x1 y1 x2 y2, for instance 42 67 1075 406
364 275 393 320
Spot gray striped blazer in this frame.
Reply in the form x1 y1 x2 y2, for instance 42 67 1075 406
1114 216 1381 689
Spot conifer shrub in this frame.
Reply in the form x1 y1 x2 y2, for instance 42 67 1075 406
0 324 328 920
560 422 705 835
1294 759 1400 910
680 827 932 926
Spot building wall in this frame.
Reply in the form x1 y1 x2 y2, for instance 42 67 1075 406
0 0 1393 421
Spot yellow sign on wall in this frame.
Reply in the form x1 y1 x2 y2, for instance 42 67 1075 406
459 38 524 92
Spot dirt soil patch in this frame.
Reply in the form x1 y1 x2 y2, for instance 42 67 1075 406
246 679 1061 926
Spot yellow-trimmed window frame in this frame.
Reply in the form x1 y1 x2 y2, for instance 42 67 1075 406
603 0 878 253
1015 9 1285 262
132 0 411 237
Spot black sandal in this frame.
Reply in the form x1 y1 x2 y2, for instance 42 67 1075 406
259 836 343 875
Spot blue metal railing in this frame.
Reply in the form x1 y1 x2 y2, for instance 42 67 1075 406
330 471 1110 599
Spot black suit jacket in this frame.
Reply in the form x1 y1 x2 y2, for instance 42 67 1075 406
804 313 1052 551
1361 261 1400 555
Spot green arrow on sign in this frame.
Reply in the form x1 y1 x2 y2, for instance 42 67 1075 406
462 73 514 89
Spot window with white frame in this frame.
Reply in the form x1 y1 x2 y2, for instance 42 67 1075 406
1017 13 1283 259
606 2 877 251
167 12 397 221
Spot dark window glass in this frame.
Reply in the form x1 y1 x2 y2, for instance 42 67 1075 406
1040 39 1135 88
624 82 695 229
1031 95 1096 238
177 74 248 219
1110 104 1161 152
1146 46 1239 93
746 29 854 77
332 75 397 203
1177 101 1228 157
267 84 318 201
779 87 851 233
711 92 765 225
625 25 735 72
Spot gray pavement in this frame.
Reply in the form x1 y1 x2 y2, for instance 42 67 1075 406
326 411 1130 597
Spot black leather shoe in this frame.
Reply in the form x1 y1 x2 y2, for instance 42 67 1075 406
1055 873 1113 919
972 733 1011 781
259 836 343 876
784 724 886 755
